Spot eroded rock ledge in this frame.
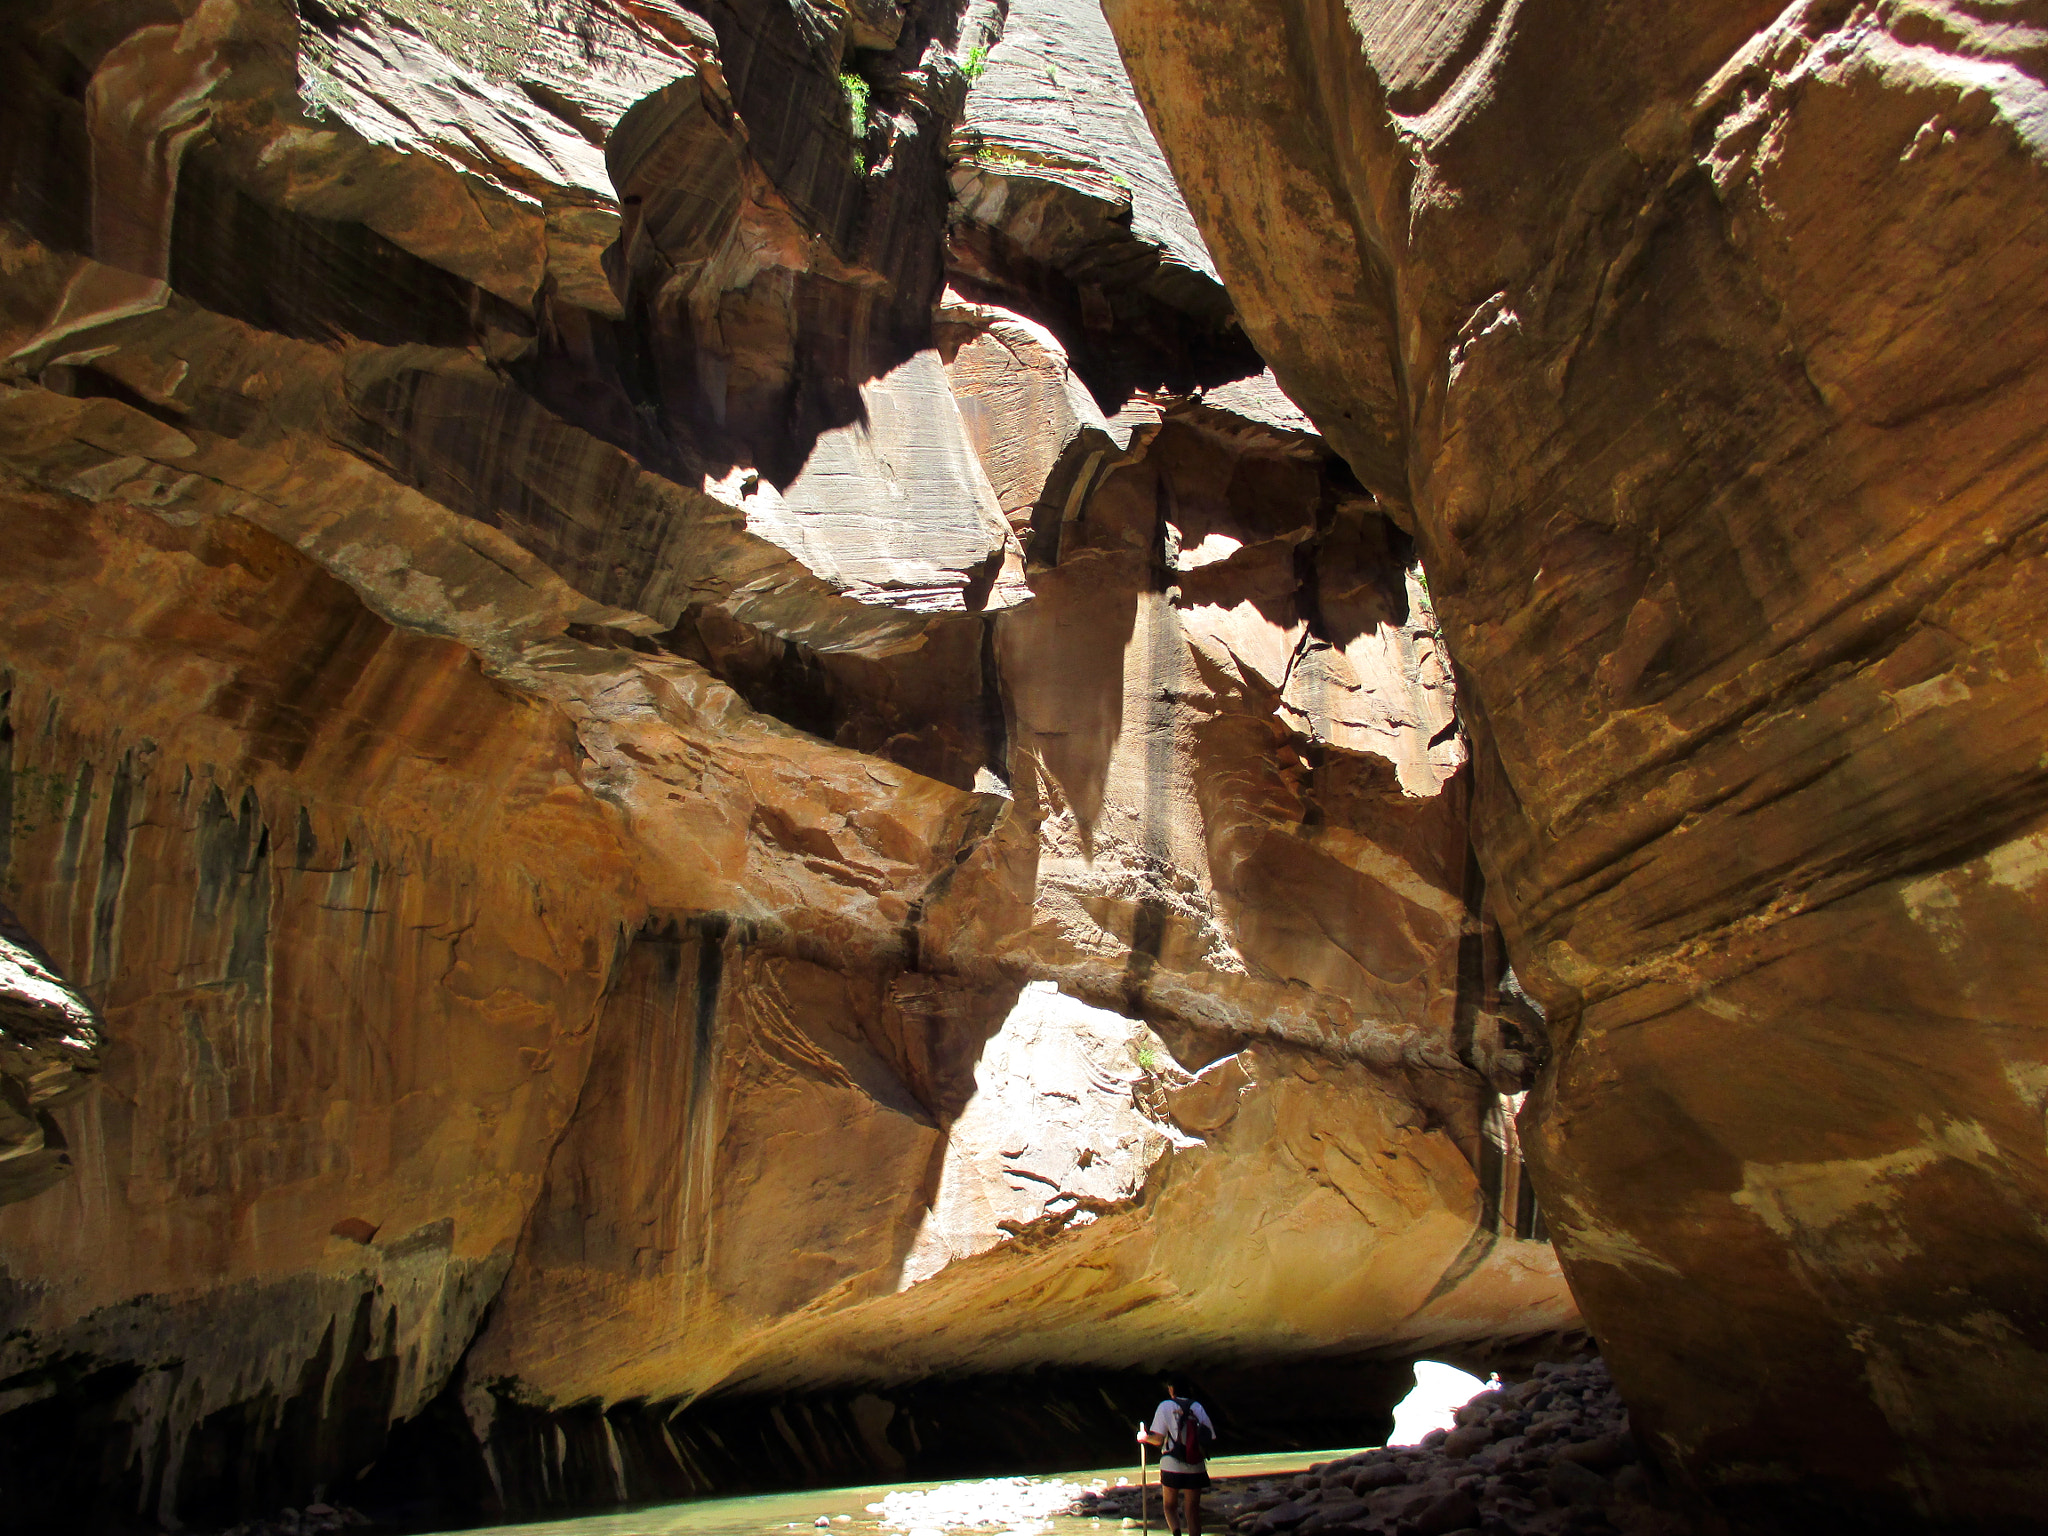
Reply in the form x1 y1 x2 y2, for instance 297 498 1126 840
0 0 1569 1530
0 901 102 1205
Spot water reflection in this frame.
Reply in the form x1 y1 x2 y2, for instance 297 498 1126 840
422 1447 1367 1536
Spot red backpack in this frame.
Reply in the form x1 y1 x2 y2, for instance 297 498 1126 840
1169 1398 1214 1463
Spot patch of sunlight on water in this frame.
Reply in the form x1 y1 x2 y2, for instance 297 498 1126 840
422 1444 1379 1536
1386 1361 1489 1447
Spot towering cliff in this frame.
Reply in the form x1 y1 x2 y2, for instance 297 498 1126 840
0 0 1572 1530
1100 0 2048 1530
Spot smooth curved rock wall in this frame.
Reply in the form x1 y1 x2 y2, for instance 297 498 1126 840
0 0 1573 1528
1101 0 2048 1529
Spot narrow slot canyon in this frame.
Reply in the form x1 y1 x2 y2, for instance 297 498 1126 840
0 2 2042 1534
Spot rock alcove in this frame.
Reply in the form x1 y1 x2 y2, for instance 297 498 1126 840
2 1 2043 1534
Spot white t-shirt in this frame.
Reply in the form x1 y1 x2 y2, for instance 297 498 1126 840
1149 1398 1215 1472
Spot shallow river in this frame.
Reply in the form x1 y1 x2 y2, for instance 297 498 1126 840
419 1446 1365 1536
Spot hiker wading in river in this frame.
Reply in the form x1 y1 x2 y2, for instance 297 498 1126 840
1137 1382 1216 1536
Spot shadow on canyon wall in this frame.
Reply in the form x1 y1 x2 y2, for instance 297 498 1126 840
0 0 1575 1530
348 1359 1425 1530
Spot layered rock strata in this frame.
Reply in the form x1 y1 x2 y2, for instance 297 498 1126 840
0 900 103 1205
1100 0 2048 1529
0 0 1571 1529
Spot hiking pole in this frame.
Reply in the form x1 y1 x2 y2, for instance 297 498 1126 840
1138 1423 1149 1536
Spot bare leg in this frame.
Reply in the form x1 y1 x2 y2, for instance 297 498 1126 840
1186 1487 1203 1536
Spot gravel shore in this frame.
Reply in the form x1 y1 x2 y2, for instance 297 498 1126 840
1069 1360 1690 1536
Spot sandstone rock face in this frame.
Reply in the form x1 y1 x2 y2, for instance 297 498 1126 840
1101 0 2048 1528
0 902 102 1206
0 0 1571 1529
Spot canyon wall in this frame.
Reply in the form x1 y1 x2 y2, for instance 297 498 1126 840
0 0 1572 1529
1099 0 2048 1530
0 901 102 1206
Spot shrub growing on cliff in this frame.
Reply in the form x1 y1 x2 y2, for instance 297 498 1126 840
841 69 870 169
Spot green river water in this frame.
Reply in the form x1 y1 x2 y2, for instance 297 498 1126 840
420 1447 1366 1536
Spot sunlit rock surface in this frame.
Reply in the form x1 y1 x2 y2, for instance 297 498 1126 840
0 0 1571 1529
0 903 102 1206
1102 0 2048 1528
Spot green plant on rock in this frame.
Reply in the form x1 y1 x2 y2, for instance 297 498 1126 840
962 43 988 82
1136 1044 1162 1073
841 69 871 170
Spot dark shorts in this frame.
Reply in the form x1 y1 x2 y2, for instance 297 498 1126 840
1160 1470 1210 1490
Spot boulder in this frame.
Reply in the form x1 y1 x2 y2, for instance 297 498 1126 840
1252 1498 1318 1534
1295 1498 1370 1536
1406 1487 1479 1536
1350 1462 1408 1493
1440 1425 1493 1459
1556 1432 1633 1473
1544 1460 1613 1509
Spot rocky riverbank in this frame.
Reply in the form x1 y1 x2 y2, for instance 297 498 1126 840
1072 1361 1687 1536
